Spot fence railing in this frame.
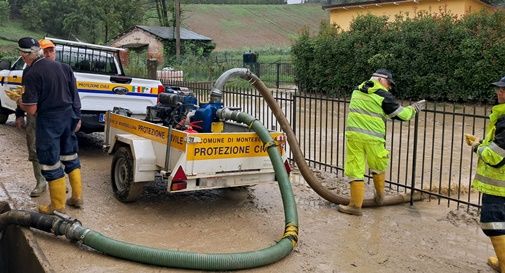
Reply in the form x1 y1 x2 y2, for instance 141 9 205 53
165 80 488 209
157 61 295 89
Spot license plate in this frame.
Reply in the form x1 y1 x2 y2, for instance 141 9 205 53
98 113 105 123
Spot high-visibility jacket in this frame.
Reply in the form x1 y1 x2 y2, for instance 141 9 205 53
472 103 505 197
345 80 417 142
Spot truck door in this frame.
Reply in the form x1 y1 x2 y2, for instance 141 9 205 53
0 57 25 110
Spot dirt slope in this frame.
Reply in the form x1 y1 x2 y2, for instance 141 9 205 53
182 4 327 50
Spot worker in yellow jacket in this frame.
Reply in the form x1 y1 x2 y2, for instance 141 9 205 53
338 69 425 216
466 76 505 273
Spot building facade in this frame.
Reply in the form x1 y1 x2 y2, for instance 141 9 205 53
322 0 495 31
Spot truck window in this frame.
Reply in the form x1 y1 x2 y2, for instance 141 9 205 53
55 45 120 75
12 57 25 71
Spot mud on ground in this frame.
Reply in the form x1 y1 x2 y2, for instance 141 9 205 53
0 117 496 273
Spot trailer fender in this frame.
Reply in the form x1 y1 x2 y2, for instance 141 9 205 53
113 134 158 182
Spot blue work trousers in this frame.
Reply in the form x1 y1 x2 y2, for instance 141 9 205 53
36 108 81 181
481 193 505 237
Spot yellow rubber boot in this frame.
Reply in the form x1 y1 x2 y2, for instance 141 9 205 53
373 172 385 205
38 177 66 214
488 256 500 272
66 168 83 208
489 235 505 273
338 181 365 216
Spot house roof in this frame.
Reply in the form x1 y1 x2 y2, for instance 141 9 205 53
322 0 494 10
136 25 212 41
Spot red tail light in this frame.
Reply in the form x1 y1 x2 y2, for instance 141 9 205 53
171 181 187 191
284 160 292 175
172 166 187 181
170 166 188 191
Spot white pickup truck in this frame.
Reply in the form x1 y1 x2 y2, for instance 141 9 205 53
0 37 164 133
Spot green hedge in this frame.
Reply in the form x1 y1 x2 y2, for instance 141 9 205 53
292 11 505 103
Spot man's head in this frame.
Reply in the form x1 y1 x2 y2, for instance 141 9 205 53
18 37 41 65
492 76 505 104
38 39 56 61
371 68 395 90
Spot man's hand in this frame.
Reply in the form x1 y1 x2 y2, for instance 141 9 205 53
15 117 25 129
74 120 81 133
411 100 426 113
465 134 480 147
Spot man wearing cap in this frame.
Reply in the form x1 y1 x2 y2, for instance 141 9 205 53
38 38 81 132
465 76 505 272
15 38 82 199
338 68 425 216
17 37 83 214
14 38 46 197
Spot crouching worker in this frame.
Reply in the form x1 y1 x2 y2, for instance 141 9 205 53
17 37 83 214
466 76 505 273
338 69 425 216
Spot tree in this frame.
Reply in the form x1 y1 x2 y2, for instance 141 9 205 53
154 0 181 58
8 0 29 19
18 0 144 43
0 1 9 25
63 0 145 43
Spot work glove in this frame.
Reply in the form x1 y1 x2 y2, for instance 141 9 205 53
464 134 480 147
5 86 24 101
411 100 426 113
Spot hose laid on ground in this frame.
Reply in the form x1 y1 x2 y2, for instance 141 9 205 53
211 68 422 207
0 110 298 271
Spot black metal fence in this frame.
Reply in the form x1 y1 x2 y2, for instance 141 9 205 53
165 80 489 208
157 60 295 89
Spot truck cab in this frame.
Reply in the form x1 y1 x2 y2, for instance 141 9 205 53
0 37 164 133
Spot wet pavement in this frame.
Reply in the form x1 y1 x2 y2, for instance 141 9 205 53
0 117 496 273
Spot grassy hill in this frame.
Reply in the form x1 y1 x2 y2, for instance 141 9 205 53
0 21 44 55
176 4 327 51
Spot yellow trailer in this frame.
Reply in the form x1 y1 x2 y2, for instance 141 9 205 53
103 111 289 202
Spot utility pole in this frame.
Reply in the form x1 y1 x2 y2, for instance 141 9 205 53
175 0 181 59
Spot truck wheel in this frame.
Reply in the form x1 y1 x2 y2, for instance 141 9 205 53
0 112 8 124
111 146 144 202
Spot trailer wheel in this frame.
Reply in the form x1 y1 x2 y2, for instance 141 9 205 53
111 146 144 202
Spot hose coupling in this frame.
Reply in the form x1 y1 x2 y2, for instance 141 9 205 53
52 211 85 240
209 87 223 104
282 223 299 248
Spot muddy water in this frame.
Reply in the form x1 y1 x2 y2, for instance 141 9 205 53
0 117 496 273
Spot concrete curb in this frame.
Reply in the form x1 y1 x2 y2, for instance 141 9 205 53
0 181 55 273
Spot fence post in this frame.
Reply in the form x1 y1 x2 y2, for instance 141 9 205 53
291 92 297 161
276 63 281 89
410 113 419 206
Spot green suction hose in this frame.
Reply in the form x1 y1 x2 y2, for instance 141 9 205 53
0 109 298 271
69 109 298 270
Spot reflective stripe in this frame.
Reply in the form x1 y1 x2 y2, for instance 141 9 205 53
369 169 382 174
40 161 61 171
387 106 403 118
481 221 505 230
475 174 505 188
349 108 386 120
60 153 78 161
477 146 485 156
490 142 505 158
346 127 385 138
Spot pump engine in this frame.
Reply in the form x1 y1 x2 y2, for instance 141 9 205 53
146 86 226 133
145 87 198 129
